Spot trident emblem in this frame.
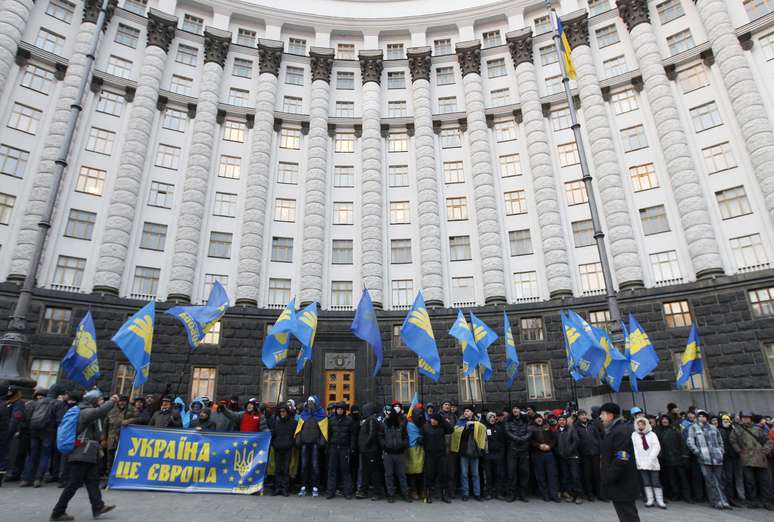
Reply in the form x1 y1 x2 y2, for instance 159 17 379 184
233 445 255 475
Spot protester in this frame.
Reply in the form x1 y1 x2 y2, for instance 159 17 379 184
405 403 424 500
504 405 531 502
356 402 384 500
730 412 774 510
599 402 640 522
297 397 326 498
453 405 485 502
148 396 182 429
270 405 297 497
555 415 582 504
482 411 506 500
686 410 730 510
21 385 66 487
655 414 692 503
50 390 115 521
576 409 601 501
530 415 559 502
632 417 665 509
379 401 411 503
718 413 745 506
326 402 355 499
422 413 453 503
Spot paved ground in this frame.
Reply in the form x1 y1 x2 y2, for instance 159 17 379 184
1 486 771 522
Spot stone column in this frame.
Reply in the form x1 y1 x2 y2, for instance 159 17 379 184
454 41 507 304
299 47 334 307
694 0 774 227
563 13 644 289
9 0 118 279
167 28 231 302
92 8 177 293
0 0 34 98
358 50 385 308
616 0 723 277
505 31 573 298
407 47 444 307
236 39 282 305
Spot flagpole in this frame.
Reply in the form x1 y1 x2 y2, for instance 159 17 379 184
275 364 286 407
548 2 624 340
175 348 192 399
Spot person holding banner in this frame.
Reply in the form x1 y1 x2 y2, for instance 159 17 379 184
50 390 115 522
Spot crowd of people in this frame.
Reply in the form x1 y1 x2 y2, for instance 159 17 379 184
1 381 773 521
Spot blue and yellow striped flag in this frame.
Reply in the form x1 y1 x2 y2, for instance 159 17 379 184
556 13 577 80
676 324 703 388
400 292 441 382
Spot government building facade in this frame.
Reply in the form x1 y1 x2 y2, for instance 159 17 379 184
1 0 774 409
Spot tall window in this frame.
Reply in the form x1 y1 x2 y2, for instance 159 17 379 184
703 142 735 174
114 363 137 396
236 28 256 46
388 133 409 152
494 119 517 141
392 370 416 404
288 38 307 55
545 75 562 94
521 317 544 342
509 229 532 256
491 88 511 106
85 127 115 155
139 222 167 251
96 90 124 116
229 88 250 107
333 202 354 224
203 321 220 345
440 128 461 148
716 186 752 219
504 190 527 215
218 155 241 179
387 71 406 89
630 164 659 191
550 108 571 131
596 24 619 48
336 101 355 118
657 0 685 24
46 0 76 22
436 66 454 85
52 255 86 289
335 133 355 153
191 367 217 399
115 24 140 48
487 58 507 78
572 219 595 247
332 239 353 264
690 102 723 132
589 310 612 331
678 64 709 93
282 95 302 113
337 71 354 90
233 58 252 78
223 121 245 143
274 198 296 222
75 166 106 195
41 306 71 335
744 0 774 19
30 359 60 388
330 281 353 307
749 287 774 317
603 55 627 78
640 205 670 235
526 363 553 399
651 250 682 283
482 30 502 48
558 142 580 167
64 209 96 240
277 162 298 184
148 181 174 208
21 64 55 94
513 271 539 300
337 43 355 59
449 235 472 261
261 369 286 404
672 352 710 390
162 108 187 132
207 231 233 258
176 44 198 66
132 266 160 297
446 197 468 221
539 45 558 66
0 144 29 178
35 29 65 54
579 262 605 293
458 368 484 403
390 201 410 224
387 101 406 118
434 39 452 55
565 180 588 205
268 278 291 305
386 43 404 59
663 300 692 328
8 103 42 134
534 15 551 34
391 280 413 307
0 193 15 225
730 234 768 270
271 237 294 263
280 128 301 149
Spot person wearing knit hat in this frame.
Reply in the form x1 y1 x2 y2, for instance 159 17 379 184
686 409 730 510
598 403 640 521
730 412 774 510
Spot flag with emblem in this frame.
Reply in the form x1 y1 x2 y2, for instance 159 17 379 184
594 325 627 392
293 302 318 374
470 312 496 381
261 299 296 369
623 321 638 392
166 281 230 350
112 301 155 387
61 311 100 388
351 288 383 376
503 311 521 388
676 323 703 388
400 292 441 382
449 310 480 377
627 313 659 380
566 310 607 378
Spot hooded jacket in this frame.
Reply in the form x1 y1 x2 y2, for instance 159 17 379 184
655 417 690 466
483 416 506 457
422 414 453 455
190 408 218 431
556 424 580 459
505 413 532 453
328 411 356 448
270 412 298 450
358 402 381 454
380 411 408 454
575 419 601 456
631 419 661 471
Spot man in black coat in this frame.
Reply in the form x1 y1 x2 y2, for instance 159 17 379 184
326 402 356 499
576 409 602 501
504 406 531 502
599 402 640 522
270 405 298 496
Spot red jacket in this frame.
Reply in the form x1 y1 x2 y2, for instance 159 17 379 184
240 412 261 432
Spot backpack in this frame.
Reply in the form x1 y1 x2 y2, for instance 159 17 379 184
56 406 81 455
29 398 55 431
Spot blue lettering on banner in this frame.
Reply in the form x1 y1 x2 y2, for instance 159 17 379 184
108 425 271 494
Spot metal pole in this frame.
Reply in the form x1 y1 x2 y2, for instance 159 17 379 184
0 0 112 387
548 4 623 335
275 365 286 407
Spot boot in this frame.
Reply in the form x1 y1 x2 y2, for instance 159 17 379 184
654 487 667 509
441 490 451 504
50 514 75 521
424 489 432 504
644 487 654 507
93 505 116 518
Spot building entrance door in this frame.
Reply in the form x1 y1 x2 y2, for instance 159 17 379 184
324 370 355 409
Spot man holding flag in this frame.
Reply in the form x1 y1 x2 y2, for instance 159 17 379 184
400 292 441 381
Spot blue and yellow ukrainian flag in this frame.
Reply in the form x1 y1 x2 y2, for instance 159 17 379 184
627 313 659 379
676 323 703 388
562 310 606 380
503 312 520 389
165 281 230 350
470 312 496 381
112 301 155 387
351 288 383 376
61 311 100 388
293 302 318 374
449 310 480 377
555 12 577 80
261 298 296 369
623 321 638 392
400 292 441 382
593 325 626 392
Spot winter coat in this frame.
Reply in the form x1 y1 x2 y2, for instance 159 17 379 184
25 387 65 435
68 400 114 464
656 425 690 466
105 404 136 449
529 424 556 454
453 421 486 458
686 422 724 466
484 419 506 457
270 415 298 451
379 415 408 454
149 408 182 429
190 412 219 432
556 425 580 459
730 424 772 468
422 418 453 455
504 414 532 453
575 420 601 456
600 417 639 502
209 407 235 431
328 413 356 448
631 422 661 471
358 409 381 453
298 414 325 446
718 425 739 460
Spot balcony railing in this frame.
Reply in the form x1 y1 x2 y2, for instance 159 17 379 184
49 284 81 293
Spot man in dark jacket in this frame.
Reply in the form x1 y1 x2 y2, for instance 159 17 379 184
356 402 384 500
530 415 559 502
190 407 218 431
576 409 601 501
655 414 691 502
270 405 297 496
22 384 66 487
504 406 531 502
718 414 744 506
148 397 182 429
50 390 116 521
326 402 355 499
482 411 506 500
599 402 640 522
556 415 582 504
422 413 453 503
379 401 411 502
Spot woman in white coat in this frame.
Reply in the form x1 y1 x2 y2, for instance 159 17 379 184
632 417 667 508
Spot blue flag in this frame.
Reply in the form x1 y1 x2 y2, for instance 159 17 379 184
676 324 703 388
562 310 606 380
261 299 295 369
593 325 627 392
623 321 638 392
61 311 100 388
112 301 155 387
561 311 584 381
627 314 659 379
449 310 480 377
351 289 383 376
470 312 496 381
400 292 441 382
165 281 229 350
293 303 318 374
503 312 520 388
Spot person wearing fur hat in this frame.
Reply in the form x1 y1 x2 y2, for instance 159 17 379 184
598 402 640 522
379 401 411 503
730 412 773 510
50 390 115 521
632 417 665 508
686 410 730 510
